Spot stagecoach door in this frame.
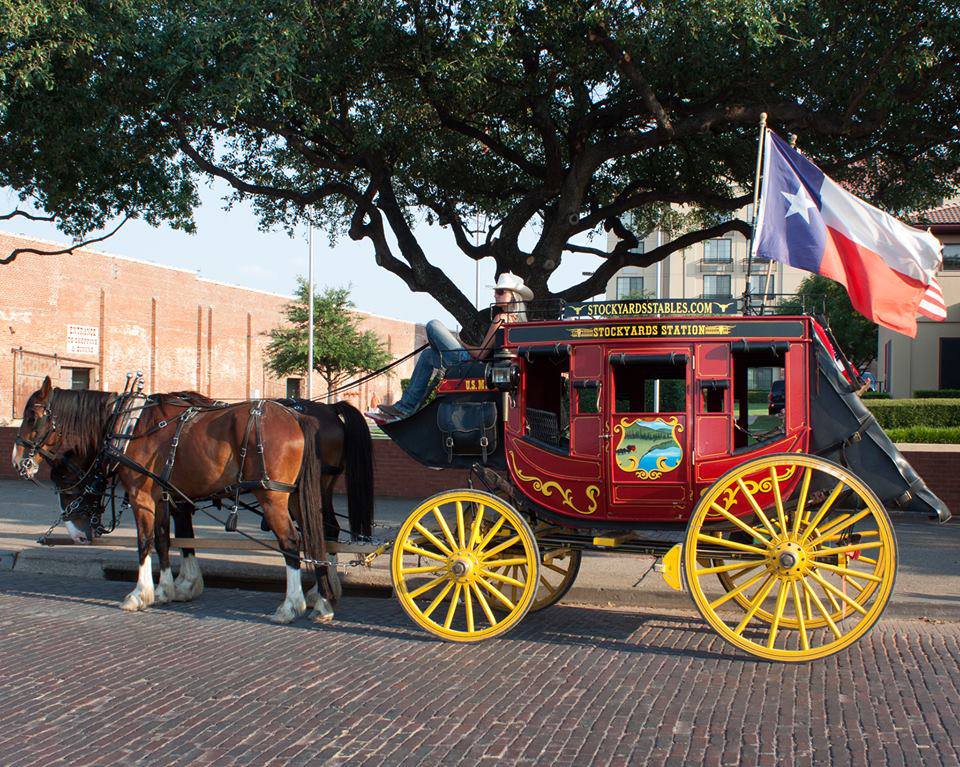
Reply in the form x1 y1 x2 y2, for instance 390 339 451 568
605 347 693 514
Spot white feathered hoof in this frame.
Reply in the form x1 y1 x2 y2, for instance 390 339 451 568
154 568 175 605
311 597 335 624
121 588 154 612
270 595 307 625
173 556 204 602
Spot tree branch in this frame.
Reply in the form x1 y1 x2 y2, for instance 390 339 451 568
558 218 751 301
0 208 56 223
0 216 130 265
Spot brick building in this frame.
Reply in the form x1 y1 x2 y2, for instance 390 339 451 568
0 231 422 422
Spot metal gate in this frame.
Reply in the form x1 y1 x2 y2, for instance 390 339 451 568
11 349 99 417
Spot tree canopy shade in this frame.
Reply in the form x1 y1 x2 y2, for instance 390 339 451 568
2 0 959 336
265 282 392 399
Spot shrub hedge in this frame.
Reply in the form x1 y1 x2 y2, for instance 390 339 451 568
887 426 960 444
865 398 960 429
914 389 960 399
860 392 890 400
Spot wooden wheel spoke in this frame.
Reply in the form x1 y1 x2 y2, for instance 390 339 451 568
769 467 787 535
431 507 458 551
443 584 462 629
808 571 868 616
402 543 448 563
808 508 874 547
708 503 771 546
470 581 497 626
477 576 515 611
464 583 475 633
421 580 455 619
799 480 846 543
407 574 450 600
735 477 779 538
539 574 554 592
708 571 767 610
733 576 777 636
800 578 842 639
412 523 453 558
808 541 884 558
401 564 446 575
813 561 883 584
475 516 506 553
482 569 526 589
766 581 790 649
792 467 812 537
695 560 764 577
483 557 529 568
696 533 767 556
790 580 809 652
481 534 523 560
543 561 572 576
467 505 485 550
455 501 466 549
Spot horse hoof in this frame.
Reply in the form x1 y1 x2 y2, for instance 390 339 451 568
311 609 335 624
173 579 203 602
154 587 173 605
121 592 151 612
270 598 306 624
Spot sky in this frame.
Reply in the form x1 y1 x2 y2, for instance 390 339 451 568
1 181 606 328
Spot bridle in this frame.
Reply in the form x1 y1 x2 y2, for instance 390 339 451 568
14 402 59 480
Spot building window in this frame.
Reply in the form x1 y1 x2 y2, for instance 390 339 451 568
617 276 645 299
704 239 733 263
629 240 645 256
943 244 960 271
941 338 960 389
703 275 732 299
749 274 776 298
65 368 90 390
286 377 302 399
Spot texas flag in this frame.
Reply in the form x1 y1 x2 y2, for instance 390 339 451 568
752 130 944 336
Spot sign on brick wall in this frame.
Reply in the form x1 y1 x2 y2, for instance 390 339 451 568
66 324 99 355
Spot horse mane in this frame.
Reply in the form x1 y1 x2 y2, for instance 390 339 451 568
155 391 218 407
45 388 116 455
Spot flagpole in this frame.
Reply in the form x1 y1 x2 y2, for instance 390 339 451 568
745 112 768 314
307 225 314 400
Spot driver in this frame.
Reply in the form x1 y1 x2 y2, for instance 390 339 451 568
375 272 532 421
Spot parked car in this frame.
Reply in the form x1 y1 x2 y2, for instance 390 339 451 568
768 379 785 414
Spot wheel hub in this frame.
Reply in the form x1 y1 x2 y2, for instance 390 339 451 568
449 554 477 583
770 541 806 577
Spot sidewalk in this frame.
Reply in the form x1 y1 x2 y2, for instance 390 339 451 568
1 480 958 620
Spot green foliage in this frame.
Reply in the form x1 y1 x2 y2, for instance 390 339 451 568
865 399 960 429
860 392 891 399
2 1 959 328
914 389 960 399
265 281 391 396
783 276 878 368
886 426 960 444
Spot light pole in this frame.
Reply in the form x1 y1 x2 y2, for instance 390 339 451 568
306 225 314 400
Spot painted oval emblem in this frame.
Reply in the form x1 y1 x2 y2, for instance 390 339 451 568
613 416 684 480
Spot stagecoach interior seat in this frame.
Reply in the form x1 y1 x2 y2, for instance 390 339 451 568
526 407 569 450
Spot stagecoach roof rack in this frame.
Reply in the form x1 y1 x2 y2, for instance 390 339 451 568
501 292 823 323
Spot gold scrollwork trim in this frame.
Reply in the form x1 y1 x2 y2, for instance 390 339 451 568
715 463 799 513
508 451 599 515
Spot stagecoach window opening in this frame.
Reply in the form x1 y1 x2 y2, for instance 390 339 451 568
523 353 570 452
613 360 686 413
65 367 90 390
574 381 600 414
700 380 727 414
286 377 302 399
732 347 786 449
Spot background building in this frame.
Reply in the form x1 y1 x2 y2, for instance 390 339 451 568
604 206 808 304
0 231 422 423
878 203 960 397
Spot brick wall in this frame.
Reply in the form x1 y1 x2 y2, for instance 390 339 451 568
0 231 421 423
2 425 954 511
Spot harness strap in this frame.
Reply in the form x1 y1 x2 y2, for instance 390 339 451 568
160 407 197 484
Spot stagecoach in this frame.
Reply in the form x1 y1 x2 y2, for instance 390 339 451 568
379 299 950 660
15 299 950 662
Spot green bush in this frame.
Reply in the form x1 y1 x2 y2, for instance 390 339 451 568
865 398 960 429
914 389 960 399
747 389 768 404
887 426 960 444
860 392 890 400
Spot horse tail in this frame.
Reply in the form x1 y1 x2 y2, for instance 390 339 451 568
295 414 328 571
331 400 374 539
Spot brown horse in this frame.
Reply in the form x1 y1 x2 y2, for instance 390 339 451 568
13 377 373 624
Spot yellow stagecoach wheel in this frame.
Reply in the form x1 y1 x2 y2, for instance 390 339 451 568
491 547 582 613
391 490 539 642
684 453 896 662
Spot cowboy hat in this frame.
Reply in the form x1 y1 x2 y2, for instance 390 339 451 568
488 272 534 302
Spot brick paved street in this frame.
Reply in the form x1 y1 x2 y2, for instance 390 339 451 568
1 573 959 767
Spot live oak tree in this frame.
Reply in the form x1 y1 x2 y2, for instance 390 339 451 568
265 281 391 401
2 0 958 338
789 275 879 369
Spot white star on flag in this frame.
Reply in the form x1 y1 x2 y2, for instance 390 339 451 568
781 186 817 223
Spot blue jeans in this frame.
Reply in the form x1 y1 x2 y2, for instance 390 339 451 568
395 320 472 414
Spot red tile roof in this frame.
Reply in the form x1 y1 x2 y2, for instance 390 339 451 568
913 203 960 226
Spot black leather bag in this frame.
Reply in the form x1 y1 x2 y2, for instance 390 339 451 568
437 401 498 464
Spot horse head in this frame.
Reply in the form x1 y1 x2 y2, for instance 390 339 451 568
12 375 59 480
